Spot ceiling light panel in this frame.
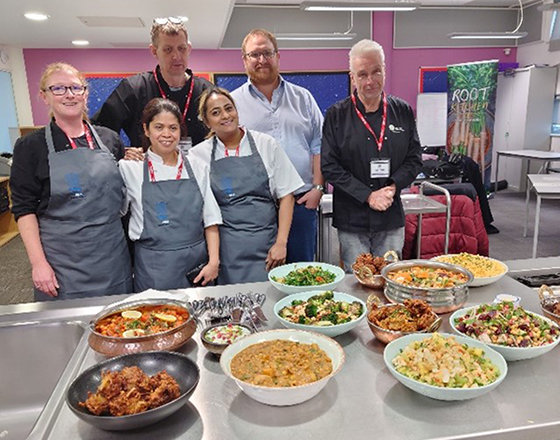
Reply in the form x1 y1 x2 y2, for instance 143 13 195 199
300 1 419 11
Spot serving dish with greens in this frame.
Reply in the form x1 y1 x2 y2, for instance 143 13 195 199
268 262 345 294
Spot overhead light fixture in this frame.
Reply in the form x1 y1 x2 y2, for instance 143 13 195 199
72 40 90 46
448 0 527 40
449 31 528 39
276 32 357 41
300 1 419 11
176 16 189 22
24 12 49 21
538 0 560 11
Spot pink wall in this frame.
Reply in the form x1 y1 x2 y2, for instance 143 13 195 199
24 12 517 125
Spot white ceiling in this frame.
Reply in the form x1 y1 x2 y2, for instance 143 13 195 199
0 0 537 49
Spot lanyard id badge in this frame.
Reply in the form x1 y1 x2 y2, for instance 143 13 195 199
178 137 193 154
370 159 390 179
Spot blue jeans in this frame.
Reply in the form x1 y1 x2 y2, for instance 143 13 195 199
338 227 405 273
286 203 318 263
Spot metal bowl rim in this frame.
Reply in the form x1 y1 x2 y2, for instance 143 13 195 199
201 322 255 348
88 298 194 341
381 260 474 291
367 305 439 335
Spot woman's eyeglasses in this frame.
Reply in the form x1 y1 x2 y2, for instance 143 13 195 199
243 50 277 61
45 85 87 96
153 17 183 25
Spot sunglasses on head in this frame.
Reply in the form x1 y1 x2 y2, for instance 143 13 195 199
153 17 183 25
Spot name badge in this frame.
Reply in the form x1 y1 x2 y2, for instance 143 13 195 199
178 137 193 154
370 159 390 179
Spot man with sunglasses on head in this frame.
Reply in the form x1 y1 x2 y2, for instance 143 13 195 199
92 17 211 152
231 29 324 264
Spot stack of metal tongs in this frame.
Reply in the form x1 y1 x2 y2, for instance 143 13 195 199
190 292 267 331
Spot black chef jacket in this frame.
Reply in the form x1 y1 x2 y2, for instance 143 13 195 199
321 92 422 234
10 122 124 221
91 66 212 147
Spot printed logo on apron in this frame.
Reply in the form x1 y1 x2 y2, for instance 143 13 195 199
220 176 236 198
64 173 84 199
155 201 170 226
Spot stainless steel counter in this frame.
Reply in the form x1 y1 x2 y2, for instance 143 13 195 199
3 257 560 440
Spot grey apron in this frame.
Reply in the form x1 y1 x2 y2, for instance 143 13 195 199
133 153 207 292
36 122 133 301
210 130 277 284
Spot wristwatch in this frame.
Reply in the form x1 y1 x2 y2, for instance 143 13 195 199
313 184 324 192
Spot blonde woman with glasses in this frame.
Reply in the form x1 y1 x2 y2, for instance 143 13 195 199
10 62 132 301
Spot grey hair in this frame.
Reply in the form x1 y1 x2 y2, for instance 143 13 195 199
349 39 385 71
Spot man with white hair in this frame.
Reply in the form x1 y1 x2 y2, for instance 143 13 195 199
321 39 422 272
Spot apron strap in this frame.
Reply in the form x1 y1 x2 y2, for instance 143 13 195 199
182 153 202 194
45 123 57 155
142 156 150 182
245 129 258 155
210 136 218 163
85 121 111 153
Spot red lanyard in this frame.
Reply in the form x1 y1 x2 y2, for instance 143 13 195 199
153 68 194 124
224 145 240 157
147 153 184 182
351 93 388 152
64 123 95 150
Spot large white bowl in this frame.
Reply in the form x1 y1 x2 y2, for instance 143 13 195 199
273 291 366 338
220 329 345 406
268 262 345 295
431 255 508 287
384 333 507 401
449 306 560 361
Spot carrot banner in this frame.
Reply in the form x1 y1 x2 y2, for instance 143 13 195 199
446 60 499 186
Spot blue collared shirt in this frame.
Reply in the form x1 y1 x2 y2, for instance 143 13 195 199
231 76 323 193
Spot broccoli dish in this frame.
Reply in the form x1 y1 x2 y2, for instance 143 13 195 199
278 291 364 326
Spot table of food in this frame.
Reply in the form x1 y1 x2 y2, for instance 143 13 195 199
6 255 560 440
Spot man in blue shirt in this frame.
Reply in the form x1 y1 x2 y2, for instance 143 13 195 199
231 29 324 263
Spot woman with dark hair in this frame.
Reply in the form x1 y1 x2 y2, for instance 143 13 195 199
10 62 133 301
119 98 221 292
190 87 303 284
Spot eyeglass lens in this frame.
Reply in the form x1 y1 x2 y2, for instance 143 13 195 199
49 85 87 96
246 50 276 60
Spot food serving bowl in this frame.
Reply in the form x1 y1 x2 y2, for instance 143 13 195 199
353 250 399 289
538 285 560 326
367 304 442 344
66 351 199 430
381 260 473 314
431 254 508 287
273 291 367 338
220 329 345 406
88 299 197 357
449 305 560 361
200 322 254 356
268 262 345 295
384 333 507 401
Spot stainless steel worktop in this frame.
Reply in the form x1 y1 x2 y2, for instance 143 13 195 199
3 257 560 440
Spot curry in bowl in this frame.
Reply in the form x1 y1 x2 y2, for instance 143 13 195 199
387 266 470 289
94 304 190 338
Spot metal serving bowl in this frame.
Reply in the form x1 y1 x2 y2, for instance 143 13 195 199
367 304 442 344
200 322 254 356
538 285 560 326
381 260 473 314
88 299 197 357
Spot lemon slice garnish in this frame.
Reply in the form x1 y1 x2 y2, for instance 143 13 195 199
121 310 142 320
154 313 177 323
122 329 145 338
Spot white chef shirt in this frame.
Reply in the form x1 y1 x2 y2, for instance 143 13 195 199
189 129 304 199
119 148 223 241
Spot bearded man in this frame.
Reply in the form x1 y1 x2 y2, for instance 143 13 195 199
231 29 324 263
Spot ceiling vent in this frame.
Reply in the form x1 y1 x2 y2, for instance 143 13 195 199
78 16 145 28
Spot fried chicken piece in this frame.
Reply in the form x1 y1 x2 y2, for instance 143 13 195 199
116 366 151 394
149 371 181 408
108 388 150 416
80 391 110 415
